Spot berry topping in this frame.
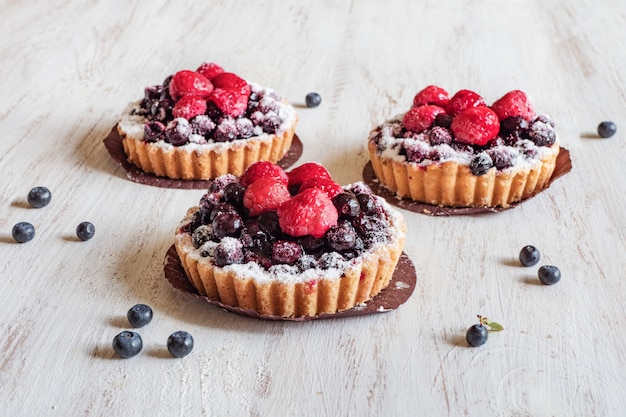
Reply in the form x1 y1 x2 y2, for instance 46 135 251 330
112 331 143 358
190 115 216 136
165 118 192 146
167 331 194 358
412 85 450 108
486 148 515 170
287 162 332 189
222 182 246 208
12 222 35 243
277 188 338 238
491 90 535 122
168 70 213 101
211 212 243 239
332 193 360 219
428 126 453 145
519 245 540 267
528 118 556 146
210 88 250 118
356 193 378 215
144 121 166 142
538 265 561 285
240 161 289 187
172 95 207 120
469 152 494 176
446 89 485 116
325 221 357 251
243 177 291 216
76 221 95 241
127 304 153 328
298 177 343 199
27 186 51 208
271 240 303 265
196 62 224 80
450 106 500 146
214 237 244 266
213 117 239 142
305 92 322 108
211 72 249 93
402 105 447 133
499 116 529 137
597 121 617 138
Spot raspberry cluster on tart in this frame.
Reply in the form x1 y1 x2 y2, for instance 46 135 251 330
117 62 299 180
368 86 560 208
174 161 406 318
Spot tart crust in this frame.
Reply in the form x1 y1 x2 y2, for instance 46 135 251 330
174 203 406 318
368 141 559 208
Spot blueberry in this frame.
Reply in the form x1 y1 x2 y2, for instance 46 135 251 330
325 222 357 251
433 113 453 129
76 221 95 241
305 92 322 108
165 118 191 146
271 240 303 265
428 126 453 145
466 324 488 347
112 331 143 358
519 245 540 267
144 121 166 142
469 153 494 176
167 331 194 358
214 237 244 266
212 212 243 240
12 222 35 243
127 304 153 328
223 183 246 208
356 193 378 215
27 186 52 208
332 193 360 219
597 121 617 138
538 265 561 285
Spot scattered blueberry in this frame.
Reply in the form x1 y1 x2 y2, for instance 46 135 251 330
167 331 194 358
597 121 617 138
76 221 95 241
305 92 322 108
519 245 540 267
112 331 143 358
466 324 488 347
538 265 561 285
27 186 52 208
12 222 35 243
127 304 153 328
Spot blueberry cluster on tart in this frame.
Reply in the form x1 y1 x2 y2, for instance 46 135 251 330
368 87 560 208
117 62 298 180
174 161 406 317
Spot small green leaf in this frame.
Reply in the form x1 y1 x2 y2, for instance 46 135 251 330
487 321 504 331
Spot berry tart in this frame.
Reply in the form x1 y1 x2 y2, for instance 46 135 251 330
368 86 560 208
117 62 299 180
174 161 406 318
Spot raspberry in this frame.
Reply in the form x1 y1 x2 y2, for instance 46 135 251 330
286 162 332 188
446 89 485 116
172 95 207 119
210 88 249 118
491 90 536 121
277 188 338 238
211 72 249 93
168 70 213 101
243 177 291 216
402 105 446 133
412 85 450 108
450 106 500 146
298 177 343 199
196 62 224 80
240 161 289 187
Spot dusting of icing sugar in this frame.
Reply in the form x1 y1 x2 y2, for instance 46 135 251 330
394 281 410 290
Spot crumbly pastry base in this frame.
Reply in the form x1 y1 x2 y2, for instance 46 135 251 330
174 208 406 318
118 117 298 180
368 141 559 208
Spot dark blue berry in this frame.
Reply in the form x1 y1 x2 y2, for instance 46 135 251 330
499 116 529 137
165 119 191 146
144 121 166 142
271 241 302 265
519 245 540 267
262 114 281 133
466 324 488 347
167 331 194 358
332 193 360 219
428 126 452 145
528 120 556 146
487 148 514 170
433 113 453 129
223 183 246 208
76 222 95 241
326 222 357 251
144 85 163 101
12 222 35 243
469 153 494 176
190 115 216 136
356 193 378 215
236 118 254 138
27 186 51 208
213 118 238 142
212 212 243 240
112 331 143 358
127 304 153 328
305 92 322 108
597 121 617 138
538 265 561 285
298 235 325 254
214 238 244 266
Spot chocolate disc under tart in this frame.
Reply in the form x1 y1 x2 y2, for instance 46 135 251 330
163 244 416 321
103 127 303 189
363 147 572 216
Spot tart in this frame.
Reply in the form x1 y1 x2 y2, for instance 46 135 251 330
368 86 560 208
117 62 299 180
174 161 407 318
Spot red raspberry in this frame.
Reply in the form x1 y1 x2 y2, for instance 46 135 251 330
298 177 343 199
196 62 224 80
450 107 500 146
412 85 450 108
491 90 536 121
240 161 288 187
243 177 291 217
277 188 338 238
287 162 332 188
402 105 446 133
172 96 207 119
446 89 485 116
211 72 249 93
168 70 214 101
210 88 249 117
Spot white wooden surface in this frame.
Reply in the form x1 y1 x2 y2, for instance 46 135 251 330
1 0 626 416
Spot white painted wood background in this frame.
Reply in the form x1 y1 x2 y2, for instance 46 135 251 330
1 0 625 416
